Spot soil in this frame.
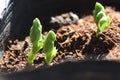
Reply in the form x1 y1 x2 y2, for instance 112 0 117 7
0 7 120 73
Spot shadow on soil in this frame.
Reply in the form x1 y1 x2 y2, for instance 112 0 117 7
82 33 114 60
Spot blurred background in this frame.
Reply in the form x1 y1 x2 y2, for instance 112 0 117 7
0 0 10 19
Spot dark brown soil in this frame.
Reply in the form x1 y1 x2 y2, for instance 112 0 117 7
0 7 120 73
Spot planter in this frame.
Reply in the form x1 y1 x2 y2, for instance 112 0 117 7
0 0 120 80
1 61 120 80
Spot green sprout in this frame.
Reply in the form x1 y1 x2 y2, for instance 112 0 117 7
27 18 43 64
43 31 57 65
27 18 57 65
93 2 111 37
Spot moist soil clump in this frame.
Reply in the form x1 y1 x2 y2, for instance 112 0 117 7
0 7 120 73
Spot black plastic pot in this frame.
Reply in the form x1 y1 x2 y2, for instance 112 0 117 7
0 0 120 80
1 61 120 80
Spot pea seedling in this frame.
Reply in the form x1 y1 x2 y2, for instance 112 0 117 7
27 18 57 65
43 31 57 65
93 2 111 37
27 18 43 64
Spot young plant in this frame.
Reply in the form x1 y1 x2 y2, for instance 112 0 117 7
27 18 43 64
93 2 111 37
43 31 57 65
27 18 57 65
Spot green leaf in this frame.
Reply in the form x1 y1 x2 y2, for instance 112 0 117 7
96 11 105 24
45 47 57 64
93 2 105 23
43 31 56 53
98 17 109 32
30 18 42 45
